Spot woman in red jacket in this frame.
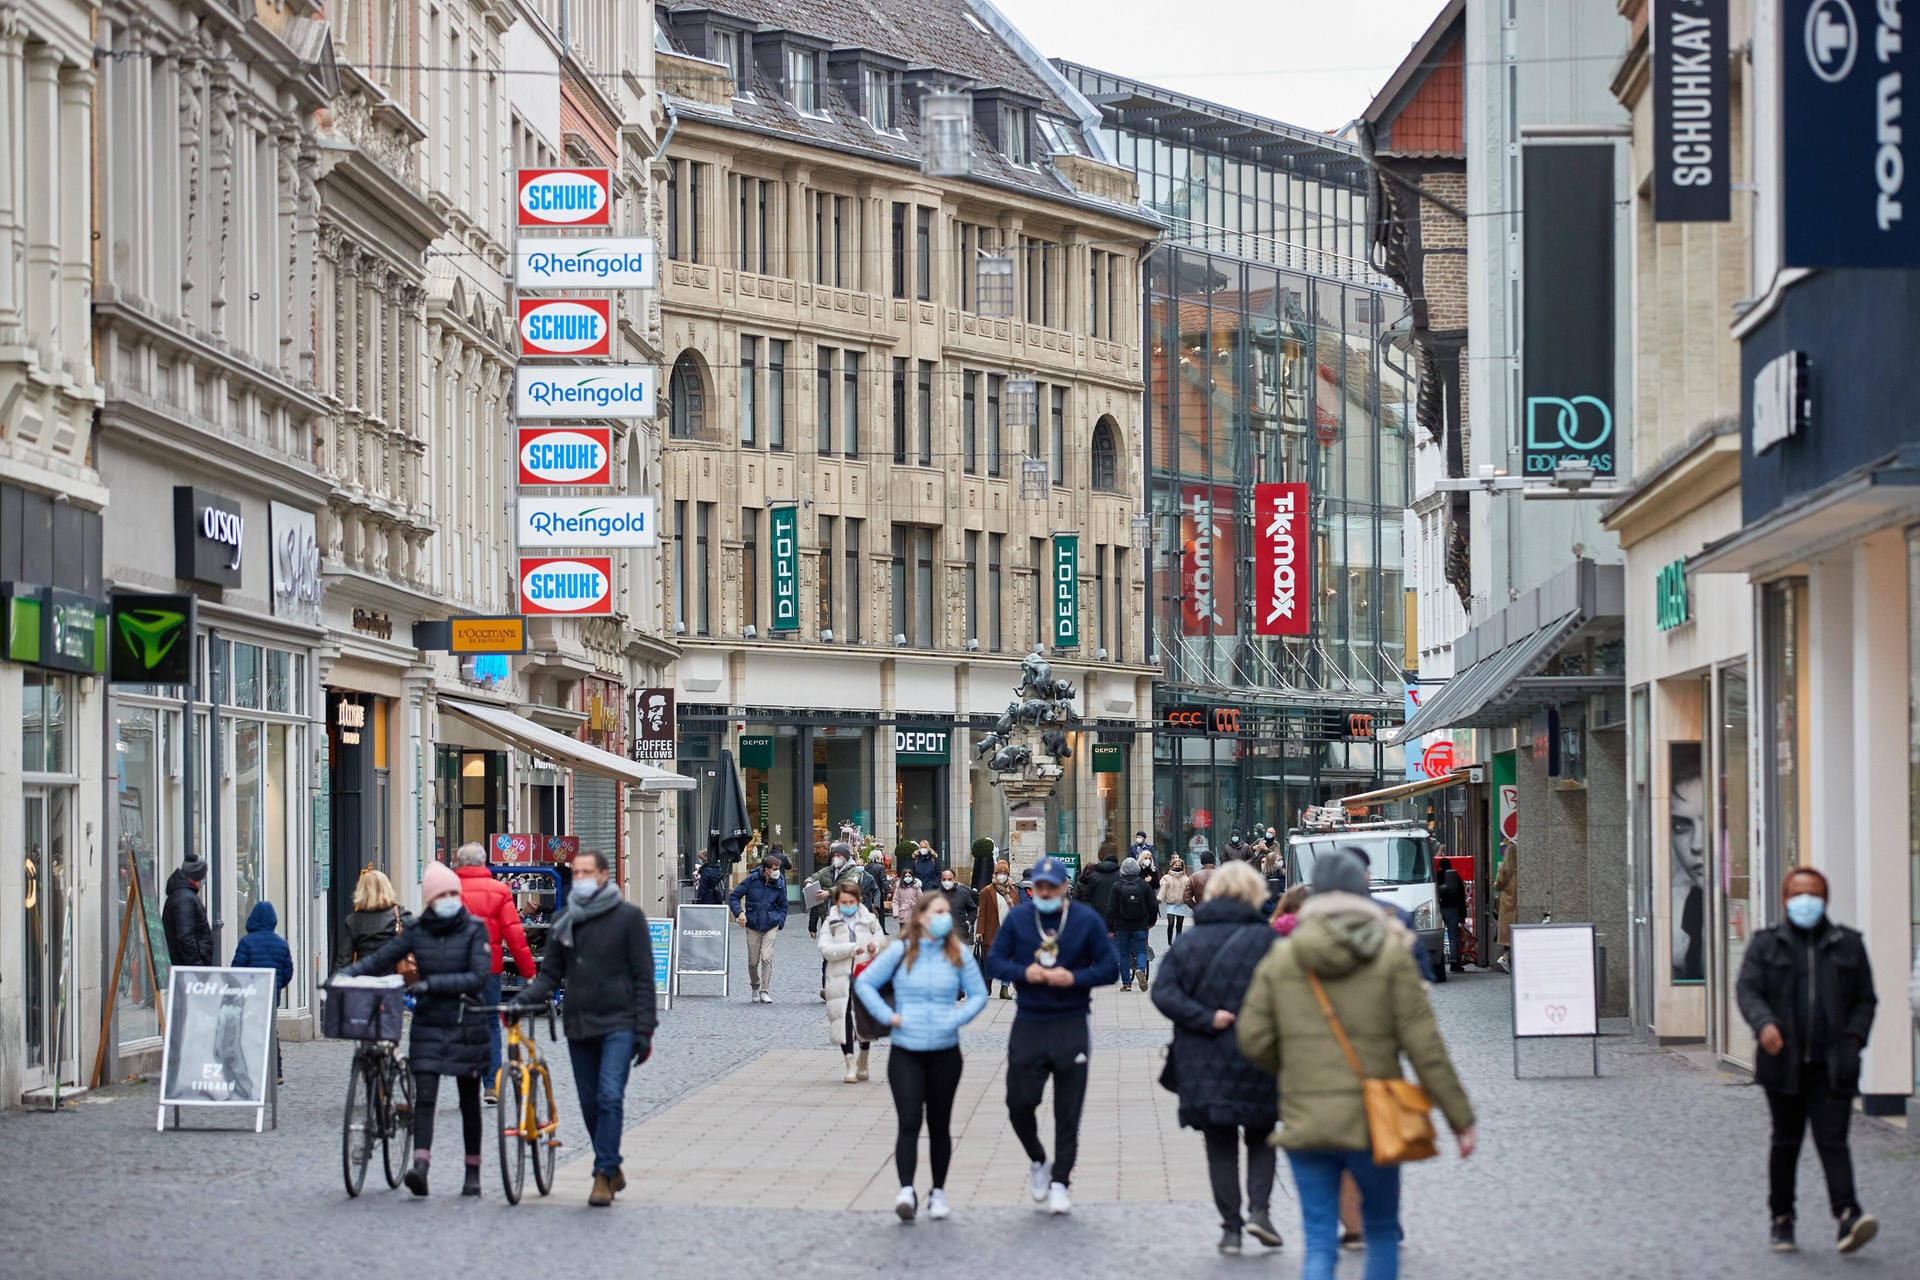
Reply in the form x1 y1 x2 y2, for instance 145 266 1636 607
453 842 537 1102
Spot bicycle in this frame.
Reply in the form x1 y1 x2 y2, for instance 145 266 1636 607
473 1003 561 1204
326 977 415 1198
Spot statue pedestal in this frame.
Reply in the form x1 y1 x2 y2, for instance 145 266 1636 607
1001 753 1062 870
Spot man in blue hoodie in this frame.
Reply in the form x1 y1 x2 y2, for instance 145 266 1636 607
983 856 1119 1216
231 901 294 1084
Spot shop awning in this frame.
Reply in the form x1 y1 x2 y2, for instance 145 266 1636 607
440 697 694 792
1336 770 1473 811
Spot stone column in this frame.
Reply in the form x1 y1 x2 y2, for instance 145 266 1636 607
0 21 25 338
23 43 60 369
57 59 92 383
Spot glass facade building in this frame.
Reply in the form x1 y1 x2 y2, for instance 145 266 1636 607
1058 63 1414 850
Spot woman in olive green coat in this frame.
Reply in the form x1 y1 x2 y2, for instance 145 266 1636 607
1237 861 1477 1280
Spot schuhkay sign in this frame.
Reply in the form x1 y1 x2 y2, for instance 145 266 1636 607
1651 0 1730 222
1253 482 1309 636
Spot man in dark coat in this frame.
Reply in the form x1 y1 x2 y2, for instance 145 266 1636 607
515 850 658 1208
1075 843 1122 922
693 848 729 904
908 840 942 889
1736 866 1880 1254
1150 861 1283 1253
1435 859 1468 973
161 856 214 967
935 868 979 944
728 854 788 1002
1107 858 1160 990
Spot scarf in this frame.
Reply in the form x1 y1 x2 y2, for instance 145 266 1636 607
553 883 622 949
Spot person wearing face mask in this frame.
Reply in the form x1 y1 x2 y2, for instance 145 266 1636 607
819 880 884 1082
982 856 1121 1216
909 840 943 891
510 850 658 1207
893 869 922 924
728 854 789 1003
451 842 538 1103
1158 857 1192 946
977 860 1020 999
1735 867 1879 1255
855 893 988 1221
936 869 978 945
810 842 871 996
866 854 894 934
341 860 491 1198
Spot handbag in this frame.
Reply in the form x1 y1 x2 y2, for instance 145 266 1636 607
1156 927 1268 1094
1305 972 1437 1165
392 906 420 986
848 929 894 1041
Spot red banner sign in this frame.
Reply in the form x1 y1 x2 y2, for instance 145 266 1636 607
1179 484 1235 635
1252 482 1310 636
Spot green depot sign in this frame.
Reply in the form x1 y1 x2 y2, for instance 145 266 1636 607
1091 743 1125 774
1051 533 1079 648
894 726 950 765
1654 559 1690 632
738 734 776 771
769 504 799 632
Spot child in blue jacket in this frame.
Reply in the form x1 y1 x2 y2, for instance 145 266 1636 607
232 901 294 1084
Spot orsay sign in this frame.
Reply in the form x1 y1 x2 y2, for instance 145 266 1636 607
173 487 245 587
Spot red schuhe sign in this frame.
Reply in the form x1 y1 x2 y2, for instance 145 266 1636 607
1253 482 1309 637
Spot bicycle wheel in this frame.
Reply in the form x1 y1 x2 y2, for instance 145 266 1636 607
530 1066 558 1196
382 1057 415 1189
496 1066 525 1205
341 1055 375 1198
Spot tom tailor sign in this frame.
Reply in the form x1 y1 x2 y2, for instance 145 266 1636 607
1652 0 1730 222
518 556 614 615
769 505 799 632
516 497 657 548
1253 482 1310 637
514 367 658 420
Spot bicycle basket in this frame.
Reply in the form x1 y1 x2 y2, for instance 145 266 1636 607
323 975 407 1041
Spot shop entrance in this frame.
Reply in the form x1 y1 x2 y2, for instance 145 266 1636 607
22 785 76 1091
894 725 952 853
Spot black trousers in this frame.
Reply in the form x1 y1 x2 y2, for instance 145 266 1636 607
887 1045 964 1188
1766 1064 1858 1219
412 1071 483 1158
1202 1124 1277 1231
1005 1016 1090 1187
1165 915 1186 946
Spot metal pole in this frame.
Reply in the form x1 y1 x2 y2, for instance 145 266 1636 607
209 630 224 957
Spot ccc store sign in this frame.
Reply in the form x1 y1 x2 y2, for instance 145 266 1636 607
1165 706 1243 735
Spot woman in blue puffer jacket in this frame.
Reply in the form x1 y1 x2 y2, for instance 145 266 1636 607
856 892 988 1224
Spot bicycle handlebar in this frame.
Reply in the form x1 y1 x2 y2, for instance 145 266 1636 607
469 1002 558 1039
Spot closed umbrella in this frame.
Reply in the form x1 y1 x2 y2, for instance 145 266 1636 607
706 749 753 866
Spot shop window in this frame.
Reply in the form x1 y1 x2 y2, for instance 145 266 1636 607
670 352 708 441
113 703 178 1046
21 671 69 773
1761 579 1809 901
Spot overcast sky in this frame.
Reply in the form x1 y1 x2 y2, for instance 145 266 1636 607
990 0 1447 133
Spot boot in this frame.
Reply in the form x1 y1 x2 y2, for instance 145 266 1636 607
609 1167 626 1194
843 1056 860 1084
461 1164 481 1197
589 1172 614 1207
403 1158 430 1197
1136 970 1149 992
999 983 1012 1000
856 1046 871 1081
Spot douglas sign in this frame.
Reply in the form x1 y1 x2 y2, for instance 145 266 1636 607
1253 482 1310 637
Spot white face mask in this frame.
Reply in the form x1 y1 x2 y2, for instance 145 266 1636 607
430 896 463 919
941 878 956 889
995 873 1009 884
572 878 603 902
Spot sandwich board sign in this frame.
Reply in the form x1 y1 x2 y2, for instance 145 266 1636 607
673 903 731 999
1508 923 1600 1078
157 966 279 1131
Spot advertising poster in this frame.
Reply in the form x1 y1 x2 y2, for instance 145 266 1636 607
1668 742 1705 982
632 687 676 761
675 904 731 976
1178 484 1235 635
648 917 674 1001
1520 145 1617 476
158 967 278 1109
1510 924 1599 1038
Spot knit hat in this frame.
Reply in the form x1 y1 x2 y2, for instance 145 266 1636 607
1311 848 1372 897
181 855 208 883
421 860 461 904
1120 856 1141 876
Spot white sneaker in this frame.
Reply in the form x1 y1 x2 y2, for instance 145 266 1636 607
843 1058 860 1083
1028 1160 1052 1203
927 1189 950 1221
1047 1182 1072 1215
894 1186 917 1221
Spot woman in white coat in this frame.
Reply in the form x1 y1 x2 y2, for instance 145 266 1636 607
819 880 886 1082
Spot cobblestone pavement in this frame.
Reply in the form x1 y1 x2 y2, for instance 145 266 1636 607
5 925 1917 1279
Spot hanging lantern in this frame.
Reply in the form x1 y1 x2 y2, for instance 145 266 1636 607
1020 456 1050 501
1004 375 1037 430
921 89 973 177
976 254 1014 317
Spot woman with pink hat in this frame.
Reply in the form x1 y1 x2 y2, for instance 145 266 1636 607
342 859 492 1197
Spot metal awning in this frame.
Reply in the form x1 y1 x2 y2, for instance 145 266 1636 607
1691 452 1920 577
440 697 694 792
1337 770 1473 811
1385 610 1581 745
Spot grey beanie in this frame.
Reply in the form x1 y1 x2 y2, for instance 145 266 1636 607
1311 847 1372 897
1120 856 1140 876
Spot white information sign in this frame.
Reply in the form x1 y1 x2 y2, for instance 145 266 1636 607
514 366 658 420
1509 923 1598 1038
513 236 658 289
516 496 658 548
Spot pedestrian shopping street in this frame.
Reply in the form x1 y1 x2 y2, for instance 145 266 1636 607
3 927 1913 1279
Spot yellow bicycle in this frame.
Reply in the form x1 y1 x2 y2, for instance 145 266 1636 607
477 1003 561 1203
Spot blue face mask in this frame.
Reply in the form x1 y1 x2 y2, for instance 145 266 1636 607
925 913 954 939
572 879 602 903
1785 893 1826 929
838 903 858 918
431 896 463 919
1033 894 1064 914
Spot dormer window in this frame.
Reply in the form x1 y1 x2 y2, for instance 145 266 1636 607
712 29 746 97
864 67 894 132
1002 105 1030 164
786 47 823 115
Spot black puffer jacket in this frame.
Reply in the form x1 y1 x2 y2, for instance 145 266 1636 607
161 868 213 967
1736 917 1877 1096
351 906 491 1076
332 906 414 971
1108 872 1159 931
1149 898 1282 1129
1075 857 1122 921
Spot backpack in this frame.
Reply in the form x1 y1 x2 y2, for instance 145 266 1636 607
1115 877 1151 921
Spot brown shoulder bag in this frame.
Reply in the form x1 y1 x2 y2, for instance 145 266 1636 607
392 906 420 985
1306 972 1437 1165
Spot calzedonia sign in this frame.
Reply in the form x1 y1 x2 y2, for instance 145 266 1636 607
1051 534 1079 648
769 505 799 632
518 556 614 616
1253 482 1310 636
518 427 613 486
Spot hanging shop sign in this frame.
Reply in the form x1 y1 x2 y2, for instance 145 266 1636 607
410 614 529 655
894 727 950 765
1651 0 1730 222
108 591 195 685
1655 558 1691 631
336 698 367 745
1252 482 1310 636
518 426 613 486
491 833 535 865
268 502 323 625
513 237 658 290
769 505 800 632
3 583 106 675
1051 533 1079 648
1751 350 1811 455
514 366 658 420
1091 743 1125 774
1179 483 1235 636
517 297 613 358
738 734 775 770
173 486 245 587
1782 0 1920 266
516 167 613 228
1521 145 1617 477
518 556 614 616
632 687 676 762
516 496 657 549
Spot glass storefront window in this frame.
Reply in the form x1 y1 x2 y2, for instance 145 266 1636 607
812 727 873 851
744 725 799 852
21 670 68 773
1717 663 1753 1064
231 642 261 710
113 705 179 1046
1761 580 1810 898
1094 748 1130 854
676 730 722 880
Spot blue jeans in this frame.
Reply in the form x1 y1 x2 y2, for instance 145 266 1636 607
1117 929 1151 981
567 1030 635 1175
1286 1149 1401 1280
482 974 503 1082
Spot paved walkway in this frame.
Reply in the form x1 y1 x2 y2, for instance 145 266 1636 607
4 924 1918 1279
